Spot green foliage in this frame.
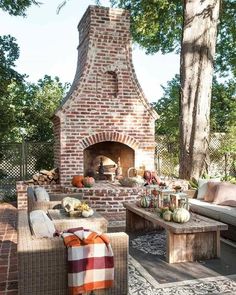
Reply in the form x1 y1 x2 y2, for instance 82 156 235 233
111 0 236 78
216 0 236 77
211 78 236 133
0 0 40 16
111 0 182 54
0 35 24 141
154 75 236 139
152 74 180 140
0 76 69 143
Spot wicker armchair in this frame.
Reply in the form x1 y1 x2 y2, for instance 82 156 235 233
17 210 129 295
27 187 82 212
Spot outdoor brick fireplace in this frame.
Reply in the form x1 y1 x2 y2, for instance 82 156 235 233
52 5 158 186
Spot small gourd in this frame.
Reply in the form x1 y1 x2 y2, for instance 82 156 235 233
82 208 94 218
172 208 190 223
83 177 95 188
140 195 151 208
163 210 173 222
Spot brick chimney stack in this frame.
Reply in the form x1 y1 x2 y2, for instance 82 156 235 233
53 6 158 185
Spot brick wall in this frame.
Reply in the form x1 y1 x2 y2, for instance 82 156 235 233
53 6 158 186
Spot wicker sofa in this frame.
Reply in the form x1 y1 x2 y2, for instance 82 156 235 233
18 210 129 295
27 187 82 212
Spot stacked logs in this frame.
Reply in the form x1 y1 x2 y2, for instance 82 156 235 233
25 168 59 185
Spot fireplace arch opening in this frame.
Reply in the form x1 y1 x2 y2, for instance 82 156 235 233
83 141 134 179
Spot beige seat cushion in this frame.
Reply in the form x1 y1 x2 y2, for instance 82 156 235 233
189 198 236 226
213 182 236 206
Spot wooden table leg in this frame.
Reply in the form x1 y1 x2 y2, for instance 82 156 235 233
167 230 220 263
126 209 162 233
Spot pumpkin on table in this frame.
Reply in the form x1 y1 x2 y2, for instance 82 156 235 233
172 208 190 223
139 195 151 208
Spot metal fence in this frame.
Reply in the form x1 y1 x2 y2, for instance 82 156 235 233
155 134 236 178
0 141 54 198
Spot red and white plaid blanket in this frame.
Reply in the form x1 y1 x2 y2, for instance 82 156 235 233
62 227 114 294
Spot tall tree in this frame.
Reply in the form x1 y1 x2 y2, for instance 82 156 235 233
179 0 220 179
111 0 235 179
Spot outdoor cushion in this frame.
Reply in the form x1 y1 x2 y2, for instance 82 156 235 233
34 187 50 202
189 198 236 227
197 178 220 200
29 210 56 238
213 182 236 206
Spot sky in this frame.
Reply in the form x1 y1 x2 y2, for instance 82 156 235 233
0 0 180 102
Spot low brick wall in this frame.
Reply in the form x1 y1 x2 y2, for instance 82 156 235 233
64 184 144 214
16 181 143 213
16 179 190 214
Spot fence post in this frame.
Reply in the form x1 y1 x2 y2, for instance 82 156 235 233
21 139 27 180
224 152 229 178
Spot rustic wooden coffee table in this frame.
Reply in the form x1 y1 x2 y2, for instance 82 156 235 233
48 209 108 233
123 202 228 263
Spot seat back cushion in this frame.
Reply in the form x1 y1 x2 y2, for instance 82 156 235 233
27 187 36 201
204 182 221 202
197 178 220 200
34 187 50 202
29 210 56 238
213 182 236 206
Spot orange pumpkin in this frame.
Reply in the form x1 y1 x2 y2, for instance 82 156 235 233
72 175 84 187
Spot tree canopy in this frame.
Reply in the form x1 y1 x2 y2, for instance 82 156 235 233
0 0 40 16
111 0 236 78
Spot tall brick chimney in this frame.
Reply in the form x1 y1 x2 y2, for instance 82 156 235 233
53 5 158 186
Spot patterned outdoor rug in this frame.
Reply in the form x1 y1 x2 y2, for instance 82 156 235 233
128 232 236 294
129 257 236 295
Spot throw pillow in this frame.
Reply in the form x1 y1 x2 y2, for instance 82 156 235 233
197 178 220 200
212 182 236 206
29 210 56 238
34 187 50 202
204 182 221 202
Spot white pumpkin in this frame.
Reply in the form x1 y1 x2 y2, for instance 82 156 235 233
82 208 94 218
172 208 190 223
62 197 81 212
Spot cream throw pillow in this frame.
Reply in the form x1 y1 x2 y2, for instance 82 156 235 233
30 210 56 238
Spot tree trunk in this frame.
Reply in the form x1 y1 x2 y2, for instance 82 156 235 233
179 0 220 180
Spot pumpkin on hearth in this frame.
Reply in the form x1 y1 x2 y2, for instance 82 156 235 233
72 175 84 188
172 208 190 223
82 176 95 188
